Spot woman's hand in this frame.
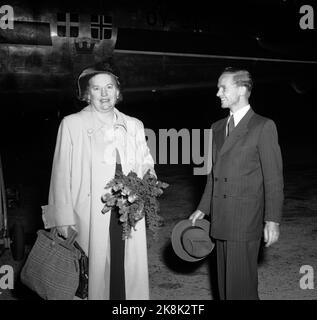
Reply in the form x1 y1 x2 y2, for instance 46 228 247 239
55 225 76 239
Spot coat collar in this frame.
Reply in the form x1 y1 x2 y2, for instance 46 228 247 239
114 107 128 131
215 108 255 157
80 106 128 134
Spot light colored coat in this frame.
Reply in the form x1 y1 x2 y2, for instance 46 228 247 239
42 106 155 300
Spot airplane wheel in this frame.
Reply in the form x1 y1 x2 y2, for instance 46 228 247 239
10 222 25 261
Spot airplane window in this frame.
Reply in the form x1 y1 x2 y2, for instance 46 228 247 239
57 25 66 37
57 12 79 38
103 28 112 39
103 16 112 24
70 26 79 38
91 15 112 40
91 28 99 39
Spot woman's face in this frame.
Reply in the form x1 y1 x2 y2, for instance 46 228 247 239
87 73 120 113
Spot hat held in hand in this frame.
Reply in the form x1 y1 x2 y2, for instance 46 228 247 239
171 219 214 262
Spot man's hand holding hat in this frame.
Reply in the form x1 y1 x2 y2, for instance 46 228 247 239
189 209 205 226
171 217 214 262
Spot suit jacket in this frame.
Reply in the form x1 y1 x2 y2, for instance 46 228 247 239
198 108 284 241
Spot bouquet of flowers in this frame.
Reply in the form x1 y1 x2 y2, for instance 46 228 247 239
101 169 169 240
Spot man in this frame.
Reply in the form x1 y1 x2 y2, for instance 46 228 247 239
189 67 284 300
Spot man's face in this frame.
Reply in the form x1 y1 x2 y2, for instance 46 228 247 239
216 73 240 110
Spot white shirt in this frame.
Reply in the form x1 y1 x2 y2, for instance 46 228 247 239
230 104 250 126
226 105 251 136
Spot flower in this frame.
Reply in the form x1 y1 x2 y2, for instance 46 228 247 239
101 169 169 240
128 193 138 203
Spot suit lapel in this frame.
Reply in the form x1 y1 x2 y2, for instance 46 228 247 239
214 119 226 151
217 108 254 157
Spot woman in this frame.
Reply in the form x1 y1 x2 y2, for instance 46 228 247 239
41 62 155 300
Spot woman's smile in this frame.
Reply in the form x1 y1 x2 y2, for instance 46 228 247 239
87 73 119 113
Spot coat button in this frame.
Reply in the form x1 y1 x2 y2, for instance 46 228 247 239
215 177 218 181
223 195 227 198
224 178 227 182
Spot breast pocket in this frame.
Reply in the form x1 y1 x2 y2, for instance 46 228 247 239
238 145 259 164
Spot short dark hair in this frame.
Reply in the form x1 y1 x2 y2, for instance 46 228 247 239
221 67 253 96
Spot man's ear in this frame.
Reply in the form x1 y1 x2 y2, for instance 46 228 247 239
238 86 247 97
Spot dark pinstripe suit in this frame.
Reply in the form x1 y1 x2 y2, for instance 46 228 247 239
198 108 284 299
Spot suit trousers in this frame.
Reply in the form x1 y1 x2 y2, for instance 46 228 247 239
216 238 261 300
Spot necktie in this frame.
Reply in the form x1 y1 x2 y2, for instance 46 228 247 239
227 115 235 137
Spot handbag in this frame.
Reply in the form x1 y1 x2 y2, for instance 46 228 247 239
20 228 81 300
74 241 88 299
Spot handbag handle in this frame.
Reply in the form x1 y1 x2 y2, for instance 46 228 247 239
51 227 78 247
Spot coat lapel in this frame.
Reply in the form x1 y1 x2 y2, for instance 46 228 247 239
218 108 254 157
